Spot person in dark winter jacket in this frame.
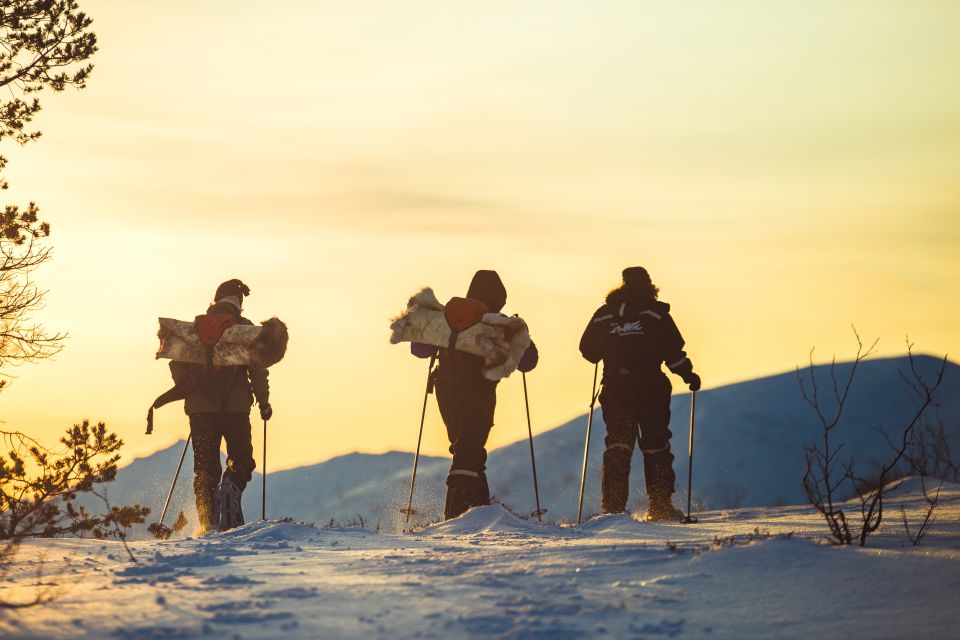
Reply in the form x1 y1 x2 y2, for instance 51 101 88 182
412 270 538 520
169 279 272 533
579 267 700 521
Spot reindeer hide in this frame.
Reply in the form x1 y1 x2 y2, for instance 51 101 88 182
389 288 530 381
157 317 288 369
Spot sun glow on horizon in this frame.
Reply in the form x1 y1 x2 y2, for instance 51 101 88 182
0 0 957 471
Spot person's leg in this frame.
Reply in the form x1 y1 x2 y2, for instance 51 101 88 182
221 412 255 491
189 413 222 534
435 377 461 458
638 375 679 517
436 377 474 519
599 387 640 514
444 382 497 519
211 412 254 531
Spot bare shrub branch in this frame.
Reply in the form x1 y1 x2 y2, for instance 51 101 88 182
798 330 948 546
901 476 942 547
798 327 877 545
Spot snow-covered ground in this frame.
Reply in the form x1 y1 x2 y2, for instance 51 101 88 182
3 479 958 639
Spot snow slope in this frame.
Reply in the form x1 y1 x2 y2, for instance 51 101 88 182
109 356 958 534
3 480 959 639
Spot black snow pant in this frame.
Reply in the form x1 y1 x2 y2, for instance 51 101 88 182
435 367 497 520
599 373 674 513
190 412 255 533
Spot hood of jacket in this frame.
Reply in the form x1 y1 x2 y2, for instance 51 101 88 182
467 270 507 313
605 286 670 313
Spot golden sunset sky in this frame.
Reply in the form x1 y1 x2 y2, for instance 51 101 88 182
2 1 958 470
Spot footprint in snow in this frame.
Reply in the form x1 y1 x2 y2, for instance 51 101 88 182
208 611 295 625
257 586 319 599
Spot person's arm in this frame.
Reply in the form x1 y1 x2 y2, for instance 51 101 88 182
578 307 607 364
661 312 700 391
168 360 191 390
152 361 193 409
410 343 439 359
249 367 272 419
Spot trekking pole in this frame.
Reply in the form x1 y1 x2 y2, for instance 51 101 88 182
681 390 698 524
401 355 437 523
522 372 546 521
577 363 600 525
158 435 191 527
261 419 267 521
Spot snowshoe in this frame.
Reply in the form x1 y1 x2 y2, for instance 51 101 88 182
214 476 244 531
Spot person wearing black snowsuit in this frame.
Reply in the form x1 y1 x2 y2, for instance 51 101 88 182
579 267 700 521
411 270 538 520
168 279 272 533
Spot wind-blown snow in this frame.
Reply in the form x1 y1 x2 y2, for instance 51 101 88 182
3 481 958 639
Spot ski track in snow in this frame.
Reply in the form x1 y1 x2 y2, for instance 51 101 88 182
2 481 959 639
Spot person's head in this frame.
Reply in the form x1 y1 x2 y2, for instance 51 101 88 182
467 270 507 312
615 266 659 300
213 278 250 313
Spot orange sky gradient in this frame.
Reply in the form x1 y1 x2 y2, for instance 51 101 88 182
0 1 957 471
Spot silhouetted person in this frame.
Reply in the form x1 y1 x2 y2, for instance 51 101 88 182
579 267 700 521
412 270 538 519
170 279 272 533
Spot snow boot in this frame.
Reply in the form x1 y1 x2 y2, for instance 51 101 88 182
444 470 487 520
601 445 633 514
642 447 681 521
642 448 676 501
214 476 244 531
195 486 218 535
645 495 684 522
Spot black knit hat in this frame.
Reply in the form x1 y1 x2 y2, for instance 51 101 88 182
622 266 651 286
467 270 507 312
214 279 250 302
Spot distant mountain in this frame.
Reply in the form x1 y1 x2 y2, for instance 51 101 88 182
105 355 958 536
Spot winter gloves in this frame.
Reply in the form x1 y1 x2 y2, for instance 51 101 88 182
411 343 439 359
259 403 273 421
684 372 701 392
517 342 539 373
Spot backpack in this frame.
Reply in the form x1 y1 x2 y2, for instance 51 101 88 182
187 313 243 403
443 297 490 355
146 312 243 435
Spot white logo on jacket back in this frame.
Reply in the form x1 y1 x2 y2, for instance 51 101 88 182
610 321 644 336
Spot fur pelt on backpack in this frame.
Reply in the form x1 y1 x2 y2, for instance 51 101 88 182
156 317 288 369
389 288 530 381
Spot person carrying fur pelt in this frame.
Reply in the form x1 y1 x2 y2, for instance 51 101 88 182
168 279 273 533
410 270 538 520
579 267 701 521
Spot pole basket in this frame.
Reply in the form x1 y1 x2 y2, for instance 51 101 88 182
530 508 548 519
680 515 698 524
399 507 417 516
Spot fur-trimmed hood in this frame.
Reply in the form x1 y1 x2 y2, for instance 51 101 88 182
605 286 670 313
